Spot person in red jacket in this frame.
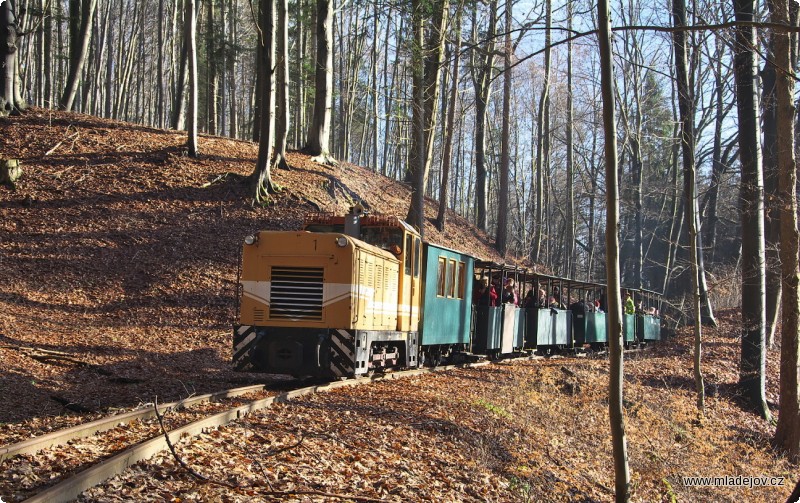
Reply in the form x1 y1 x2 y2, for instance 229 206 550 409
474 277 498 306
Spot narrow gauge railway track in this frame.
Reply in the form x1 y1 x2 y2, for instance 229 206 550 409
0 381 308 502
3 362 495 503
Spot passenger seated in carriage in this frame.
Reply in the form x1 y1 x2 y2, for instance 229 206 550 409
474 277 498 306
502 278 518 305
522 289 535 308
549 287 565 309
569 297 588 316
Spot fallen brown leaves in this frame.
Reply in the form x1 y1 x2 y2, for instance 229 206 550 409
83 345 794 502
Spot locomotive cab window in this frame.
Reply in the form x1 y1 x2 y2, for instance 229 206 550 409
361 226 403 253
414 238 421 278
437 258 447 297
404 234 413 275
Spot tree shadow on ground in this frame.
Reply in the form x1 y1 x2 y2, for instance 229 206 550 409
0 332 278 425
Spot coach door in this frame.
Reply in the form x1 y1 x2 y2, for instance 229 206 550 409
397 231 421 332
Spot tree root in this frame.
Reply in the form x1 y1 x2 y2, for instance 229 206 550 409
310 152 338 166
51 395 94 413
200 171 244 188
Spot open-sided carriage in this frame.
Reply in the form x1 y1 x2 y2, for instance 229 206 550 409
472 262 526 358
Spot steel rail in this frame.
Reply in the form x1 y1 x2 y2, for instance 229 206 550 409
0 384 272 462
21 362 491 503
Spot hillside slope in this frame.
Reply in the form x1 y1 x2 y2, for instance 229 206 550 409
0 109 500 423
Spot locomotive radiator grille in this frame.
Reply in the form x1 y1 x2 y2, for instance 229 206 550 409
270 267 324 320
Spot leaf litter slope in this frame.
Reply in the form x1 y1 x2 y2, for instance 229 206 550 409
0 108 500 427
0 109 795 502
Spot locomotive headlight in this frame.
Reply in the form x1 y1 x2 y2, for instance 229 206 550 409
336 236 348 247
244 234 258 245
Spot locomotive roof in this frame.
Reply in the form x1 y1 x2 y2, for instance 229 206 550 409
303 212 419 235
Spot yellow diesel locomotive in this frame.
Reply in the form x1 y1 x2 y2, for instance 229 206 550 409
233 206 425 378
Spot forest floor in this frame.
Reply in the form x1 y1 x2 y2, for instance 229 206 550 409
0 109 796 502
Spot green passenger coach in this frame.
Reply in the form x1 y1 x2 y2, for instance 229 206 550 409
419 243 475 364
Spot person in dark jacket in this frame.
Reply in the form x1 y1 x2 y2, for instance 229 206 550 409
475 277 498 306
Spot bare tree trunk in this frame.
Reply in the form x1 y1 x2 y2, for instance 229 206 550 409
408 0 425 235
44 0 52 107
436 13 462 232
273 0 289 169
104 5 113 118
371 2 379 171
597 0 631 498
60 0 97 111
89 4 110 116
661 105 683 301
294 0 306 148
251 0 277 200
565 5 575 278
733 0 771 421
771 0 800 461
702 36 729 262
532 0 550 263
171 0 189 130
227 0 238 137
157 0 165 128
495 0 511 256
421 0 447 187
673 0 704 413
471 0 496 233
305 0 334 163
406 0 448 233
205 0 218 134
186 0 199 157
762 0 783 347
0 1 26 116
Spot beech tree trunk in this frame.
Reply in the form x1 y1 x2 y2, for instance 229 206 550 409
171 0 188 130
408 0 425 235
762 0 783 347
273 0 289 169
60 0 97 111
0 0 25 116
771 0 800 461
495 0 511 256
532 0 550 263
185 0 199 157
564 5 575 278
435 14 462 232
598 0 631 499
673 0 704 412
733 0 771 421
252 0 277 201
406 0 448 233
305 0 334 163
471 0 496 233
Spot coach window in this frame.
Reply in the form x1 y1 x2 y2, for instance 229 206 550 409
437 257 447 297
414 237 421 278
447 260 456 298
457 262 466 299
